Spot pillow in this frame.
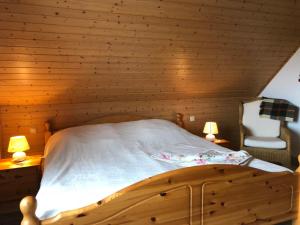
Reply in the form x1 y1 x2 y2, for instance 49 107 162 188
112 119 192 149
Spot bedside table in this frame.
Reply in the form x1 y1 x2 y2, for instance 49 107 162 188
0 155 42 225
214 139 231 148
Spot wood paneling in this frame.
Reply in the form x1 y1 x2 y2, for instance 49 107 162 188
1 98 242 157
0 0 299 157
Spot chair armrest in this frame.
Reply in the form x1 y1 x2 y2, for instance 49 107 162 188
280 125 291 153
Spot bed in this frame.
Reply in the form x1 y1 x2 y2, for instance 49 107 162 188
20 114 300 225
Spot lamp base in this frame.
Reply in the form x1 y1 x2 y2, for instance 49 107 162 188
205 134 216 142
12 152 27 162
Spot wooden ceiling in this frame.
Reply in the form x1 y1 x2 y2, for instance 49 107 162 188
0 0 299 106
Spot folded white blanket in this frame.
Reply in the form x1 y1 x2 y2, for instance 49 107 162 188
151 149 252 167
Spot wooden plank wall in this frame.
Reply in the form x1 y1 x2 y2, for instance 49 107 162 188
0 98 243 157
0 0 299 157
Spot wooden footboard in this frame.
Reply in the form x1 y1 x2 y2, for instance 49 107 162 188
20 164 299 225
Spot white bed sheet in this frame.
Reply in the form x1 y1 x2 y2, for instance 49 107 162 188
36 119 290 220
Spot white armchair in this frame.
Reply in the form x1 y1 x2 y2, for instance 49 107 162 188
239 98 291 168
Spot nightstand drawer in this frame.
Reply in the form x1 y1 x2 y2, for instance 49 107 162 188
0 166 39 184
0 167 40 200
0 198 20 214
0 181 39 202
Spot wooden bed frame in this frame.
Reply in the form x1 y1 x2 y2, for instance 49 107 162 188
20 113 300 225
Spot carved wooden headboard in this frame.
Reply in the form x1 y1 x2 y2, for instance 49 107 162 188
44 113 184 145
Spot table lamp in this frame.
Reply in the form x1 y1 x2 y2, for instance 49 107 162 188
203 122 218 141
8 136 30 162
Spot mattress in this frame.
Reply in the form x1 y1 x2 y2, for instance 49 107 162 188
36 119 290 220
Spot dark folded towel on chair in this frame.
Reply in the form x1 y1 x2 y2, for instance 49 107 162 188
259 98 298 122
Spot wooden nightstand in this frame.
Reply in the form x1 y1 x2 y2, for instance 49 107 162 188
0 155 42 225
214 139 231 148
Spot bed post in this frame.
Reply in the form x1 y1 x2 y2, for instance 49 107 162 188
176 113 184 128
44 121 52 145
20 196 40 225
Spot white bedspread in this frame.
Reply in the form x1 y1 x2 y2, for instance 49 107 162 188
36 119 290 220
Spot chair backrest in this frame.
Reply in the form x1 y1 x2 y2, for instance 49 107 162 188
242 100 281 137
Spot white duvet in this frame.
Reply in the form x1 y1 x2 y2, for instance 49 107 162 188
36 119 290 220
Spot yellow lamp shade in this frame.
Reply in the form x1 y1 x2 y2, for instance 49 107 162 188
203 122 219 135
8 136 30 153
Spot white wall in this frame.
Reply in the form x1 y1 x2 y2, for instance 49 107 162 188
260 47 300 157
